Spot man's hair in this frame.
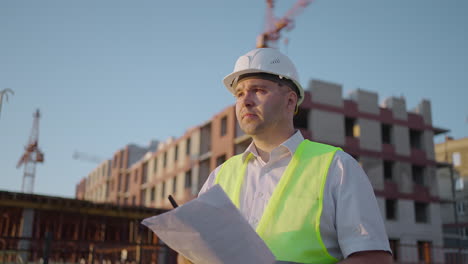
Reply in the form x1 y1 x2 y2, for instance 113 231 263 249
237 73 301 100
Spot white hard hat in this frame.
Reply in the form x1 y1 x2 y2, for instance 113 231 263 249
223 48 304 106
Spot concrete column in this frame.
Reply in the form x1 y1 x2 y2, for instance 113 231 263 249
18 208 35 263
396 162 412 194
413 99 433 125
393 125 410 156
361 156 384 191
358 118 382 152
308 79 343 107
308 109 345 145
383 97 408 120
348 89 379 114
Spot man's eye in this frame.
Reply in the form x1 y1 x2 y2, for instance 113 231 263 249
255 88 265 94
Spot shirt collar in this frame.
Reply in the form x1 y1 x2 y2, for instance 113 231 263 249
241 130 305 162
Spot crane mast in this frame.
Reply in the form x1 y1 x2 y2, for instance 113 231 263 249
256 0 313 48
17 109 44 193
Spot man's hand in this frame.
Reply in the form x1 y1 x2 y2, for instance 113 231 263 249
338 250 393 264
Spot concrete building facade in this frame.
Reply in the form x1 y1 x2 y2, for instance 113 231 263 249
436 137 468 262
84 159 111 202
304 80 446 263
77 79 448 263
107 141 158 205
436 137 468 178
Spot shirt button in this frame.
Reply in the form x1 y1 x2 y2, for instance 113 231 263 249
258 192 263 197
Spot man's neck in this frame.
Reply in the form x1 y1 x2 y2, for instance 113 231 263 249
252 128 295 163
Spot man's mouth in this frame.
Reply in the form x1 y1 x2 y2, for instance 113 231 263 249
242 113 258 119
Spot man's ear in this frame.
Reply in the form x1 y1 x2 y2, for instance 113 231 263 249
287 90 298 111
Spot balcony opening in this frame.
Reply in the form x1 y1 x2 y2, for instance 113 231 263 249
410 129 423 149
412 165 425 185
345 117 360 138
385 199 397 220
383 160 394 181
381 123 392 144
417 241 432 263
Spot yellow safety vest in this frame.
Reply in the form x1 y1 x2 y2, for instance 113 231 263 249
215 140 341 264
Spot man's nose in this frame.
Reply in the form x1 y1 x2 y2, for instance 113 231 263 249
240 91 255 107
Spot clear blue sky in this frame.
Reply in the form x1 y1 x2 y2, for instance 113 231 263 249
1 0 467 198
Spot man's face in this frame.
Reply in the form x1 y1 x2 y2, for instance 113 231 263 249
234 78 292 136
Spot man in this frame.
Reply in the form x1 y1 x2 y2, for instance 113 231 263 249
198 48 392 263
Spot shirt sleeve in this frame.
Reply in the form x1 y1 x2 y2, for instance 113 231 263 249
329 151 391 258
198 165 222 197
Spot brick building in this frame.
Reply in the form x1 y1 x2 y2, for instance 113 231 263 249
77 79 449 263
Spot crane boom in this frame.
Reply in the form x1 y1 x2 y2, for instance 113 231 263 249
257 0 313 48
0 88 14 118
73 151 103 164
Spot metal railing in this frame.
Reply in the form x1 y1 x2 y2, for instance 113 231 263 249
392 243 468 264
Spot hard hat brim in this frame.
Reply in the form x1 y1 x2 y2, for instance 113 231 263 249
223 69 305 106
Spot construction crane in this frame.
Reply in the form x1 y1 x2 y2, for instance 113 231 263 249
17 109 44 193
0 88 14 118
256 0 313 48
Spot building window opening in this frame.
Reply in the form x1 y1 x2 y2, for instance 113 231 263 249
161 182 166 199
417 241 432 263
124 173 130 192
134 170 139 183
456 201 468 216
386 199 397 220
142 162 148 184
221 116 228 136
461 227 468 239
412 165 425 185
389 239 399 261
175 145 179 161
410 129 423 149
345 117 360 138
185 170 192 189
381 123 392 144
150 187 155 202
186 138 191 156
172 177 177 194
140 189 146 206
415 202 429 223
383 160 394 181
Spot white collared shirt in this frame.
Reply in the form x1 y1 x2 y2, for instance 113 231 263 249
199 131 391 260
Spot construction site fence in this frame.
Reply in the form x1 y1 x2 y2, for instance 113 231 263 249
0 236 177 264
2 236 468 264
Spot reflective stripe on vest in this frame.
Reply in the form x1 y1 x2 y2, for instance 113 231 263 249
215 140 341 264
